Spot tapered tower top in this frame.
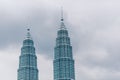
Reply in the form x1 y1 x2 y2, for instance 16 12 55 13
60 7 66 30
23 28 33 46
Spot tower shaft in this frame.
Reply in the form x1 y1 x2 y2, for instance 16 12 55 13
18 30 38 80
54 15 75 80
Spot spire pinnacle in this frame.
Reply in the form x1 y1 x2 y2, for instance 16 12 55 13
61 7 64 21
60 7 66 30
26 28 32 39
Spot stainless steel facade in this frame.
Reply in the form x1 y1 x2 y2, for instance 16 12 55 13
53 18 75 80
18 30 38 80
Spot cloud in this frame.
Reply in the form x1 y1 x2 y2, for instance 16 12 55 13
0 0 120 80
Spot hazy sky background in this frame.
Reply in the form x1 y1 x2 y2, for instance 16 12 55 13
0 0 120 80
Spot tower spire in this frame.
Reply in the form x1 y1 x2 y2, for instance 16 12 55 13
60 7 66 30
61 7 64 21
26 28 32 39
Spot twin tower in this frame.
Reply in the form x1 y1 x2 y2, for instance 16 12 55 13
17 15 75 80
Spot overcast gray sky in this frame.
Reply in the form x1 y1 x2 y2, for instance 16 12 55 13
0 0 120 80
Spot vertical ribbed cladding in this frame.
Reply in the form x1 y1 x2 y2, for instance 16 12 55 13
54 8 75 80
54 29 75 80
18 30 38 80
56 29 70 45
21 39 35 55
55 29 72 59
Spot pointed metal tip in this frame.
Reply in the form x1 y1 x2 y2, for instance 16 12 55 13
61 7 64 21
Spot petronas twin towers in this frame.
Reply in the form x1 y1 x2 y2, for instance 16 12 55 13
18 29 38 80
17 13 75 80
